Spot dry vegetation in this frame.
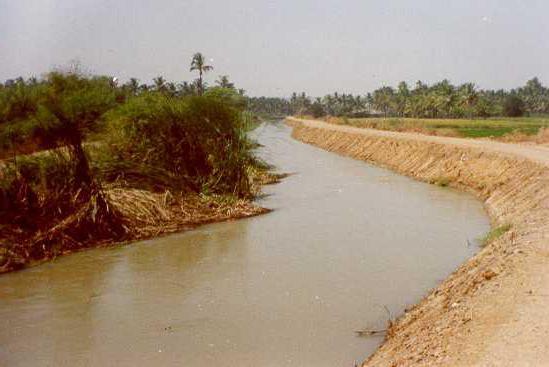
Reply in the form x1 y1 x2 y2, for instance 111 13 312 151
0 169 280 273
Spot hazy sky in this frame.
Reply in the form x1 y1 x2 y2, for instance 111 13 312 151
1 0 548 96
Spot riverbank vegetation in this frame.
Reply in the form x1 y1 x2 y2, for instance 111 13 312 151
0 55 279 273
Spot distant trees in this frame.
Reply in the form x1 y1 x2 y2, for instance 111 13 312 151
246 97 290 117
116 57 224 99
503 95 525 117
319 92 368 117
125 78 140 96
289 92 312 115
178 81 198 96
190 52 213 95
458 83 478 118
111 73 548 120
310 98 325 118
395 82 410 117
372 87 395 117
286 77 549 119
216 75 235 89
518 77 549 114
153 76 166 93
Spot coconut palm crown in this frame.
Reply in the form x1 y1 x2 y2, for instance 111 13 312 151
190 52 213 95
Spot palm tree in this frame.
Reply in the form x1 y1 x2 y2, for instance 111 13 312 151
373 86 395 117
459 83 478 118
215 75 234 89
396 82 410 116
126 78 139 95
520 77 546 114
177 81 196 96
153 76 166 93
165 82 177 96
190 52 213 95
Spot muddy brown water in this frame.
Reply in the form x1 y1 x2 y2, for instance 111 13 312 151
0 122 490 367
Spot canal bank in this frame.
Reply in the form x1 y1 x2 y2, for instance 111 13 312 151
288 117 549 366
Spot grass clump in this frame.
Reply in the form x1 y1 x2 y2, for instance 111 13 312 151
429 176 451 187
479 224 512 247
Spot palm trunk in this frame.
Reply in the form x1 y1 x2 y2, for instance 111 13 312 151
199 70 203 96
71 139 92 186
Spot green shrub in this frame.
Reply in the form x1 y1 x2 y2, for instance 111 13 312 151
431 177 451 187
479 224 512 247
106 93 254 196
203 87 247 110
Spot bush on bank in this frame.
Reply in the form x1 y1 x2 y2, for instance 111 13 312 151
0 72 263 271
105 92 255 197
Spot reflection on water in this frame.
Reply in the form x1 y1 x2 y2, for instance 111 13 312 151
0 122 490 366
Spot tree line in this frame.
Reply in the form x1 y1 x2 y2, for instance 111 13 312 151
246 78 549 119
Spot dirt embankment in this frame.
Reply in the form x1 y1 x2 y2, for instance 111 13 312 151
287 117 549 366
0 171 284 274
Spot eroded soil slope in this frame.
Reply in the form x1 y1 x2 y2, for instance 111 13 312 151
288 118 549 366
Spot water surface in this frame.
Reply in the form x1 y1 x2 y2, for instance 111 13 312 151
0 122 489 366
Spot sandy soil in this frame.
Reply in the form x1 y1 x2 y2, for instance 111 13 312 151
288 117 549 366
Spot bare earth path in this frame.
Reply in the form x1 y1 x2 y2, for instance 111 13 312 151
300 118 549 166
288 118 549 366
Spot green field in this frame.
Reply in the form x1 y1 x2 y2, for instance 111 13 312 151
339 116 549 139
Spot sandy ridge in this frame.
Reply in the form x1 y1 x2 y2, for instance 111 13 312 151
287 117 549 366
